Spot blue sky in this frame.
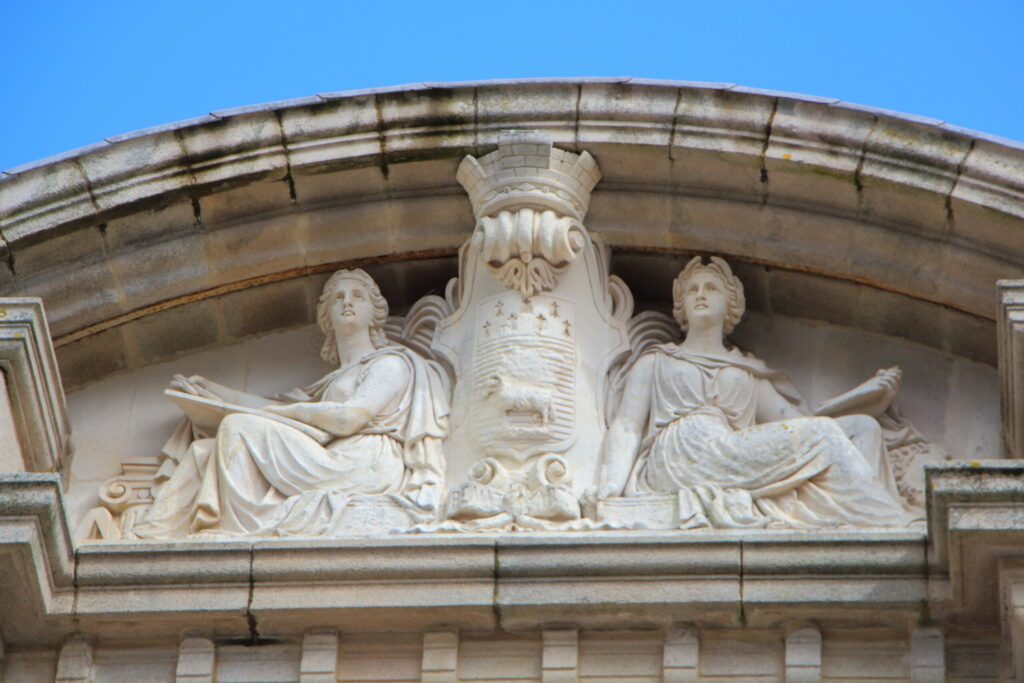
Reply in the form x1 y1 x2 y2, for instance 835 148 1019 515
2 1 1022 171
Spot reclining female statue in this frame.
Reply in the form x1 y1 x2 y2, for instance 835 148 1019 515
597 256 917 529
133 269 450 538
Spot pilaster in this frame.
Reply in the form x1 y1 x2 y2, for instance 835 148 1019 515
999 280 1024 458
0 299 70 480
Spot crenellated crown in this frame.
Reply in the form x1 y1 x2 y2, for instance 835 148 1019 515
457 133 601 223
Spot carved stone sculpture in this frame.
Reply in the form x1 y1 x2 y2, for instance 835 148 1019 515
81 137 949 540
130 269 451 538
431 134 631 530
456 134 598 299
596 256 919 530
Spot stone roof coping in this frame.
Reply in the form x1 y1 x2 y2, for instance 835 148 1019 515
3 78 1022 179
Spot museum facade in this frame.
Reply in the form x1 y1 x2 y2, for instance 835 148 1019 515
0 79 1022 681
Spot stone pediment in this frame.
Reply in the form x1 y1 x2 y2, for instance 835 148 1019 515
1 79 1024 680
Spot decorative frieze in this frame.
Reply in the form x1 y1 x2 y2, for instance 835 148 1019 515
0 87 1019 680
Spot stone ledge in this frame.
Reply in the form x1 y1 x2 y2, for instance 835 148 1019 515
0 473 934 644
927 462 1024 628
9 467 1024 644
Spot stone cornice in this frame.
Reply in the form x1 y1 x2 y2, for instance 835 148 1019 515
1 79 1021 386
3 79 1022 244
0 474 933 645
926 462 1024 628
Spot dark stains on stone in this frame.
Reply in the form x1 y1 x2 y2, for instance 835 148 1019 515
491 542 502 630
853 115 878 197
372 94 391 184
573 84 583 153
191 197 203 227
245 544 260 644
738 540 747 627
759 98 779 195
71 158 102 216
471 87 480 157
947 138 976 228
3 238 15 276
667 88 685 162
272 109 299 204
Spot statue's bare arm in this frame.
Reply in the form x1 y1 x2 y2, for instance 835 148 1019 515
170 374 283 409
754 366 901 423
814 367 902 418
597 354 655 497
266 356 411 437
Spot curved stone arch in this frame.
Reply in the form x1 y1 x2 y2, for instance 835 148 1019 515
0 79 1021 387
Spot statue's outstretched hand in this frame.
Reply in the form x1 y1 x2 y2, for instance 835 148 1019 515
875 366 902 398
170 374 221 400
814 365 902 417
860 366 902 413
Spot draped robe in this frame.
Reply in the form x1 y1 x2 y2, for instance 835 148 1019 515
133 346 450 538
624 345 915 529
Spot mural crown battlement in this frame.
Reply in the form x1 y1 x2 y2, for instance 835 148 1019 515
457 132 601 222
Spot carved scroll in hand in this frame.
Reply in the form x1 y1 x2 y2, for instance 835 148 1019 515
112 269 453 541
597 255 919 530
812 366 947 508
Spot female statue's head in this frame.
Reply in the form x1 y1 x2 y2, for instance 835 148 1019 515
672 256 746 335
317 269 390 363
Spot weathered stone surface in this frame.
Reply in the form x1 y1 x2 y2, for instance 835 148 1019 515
2 80 1020 376
2 80 1023 682
999 280 1024 458
0 300 71 477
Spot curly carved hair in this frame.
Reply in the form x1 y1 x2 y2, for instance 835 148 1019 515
671 255 746 335
317 268 390 364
